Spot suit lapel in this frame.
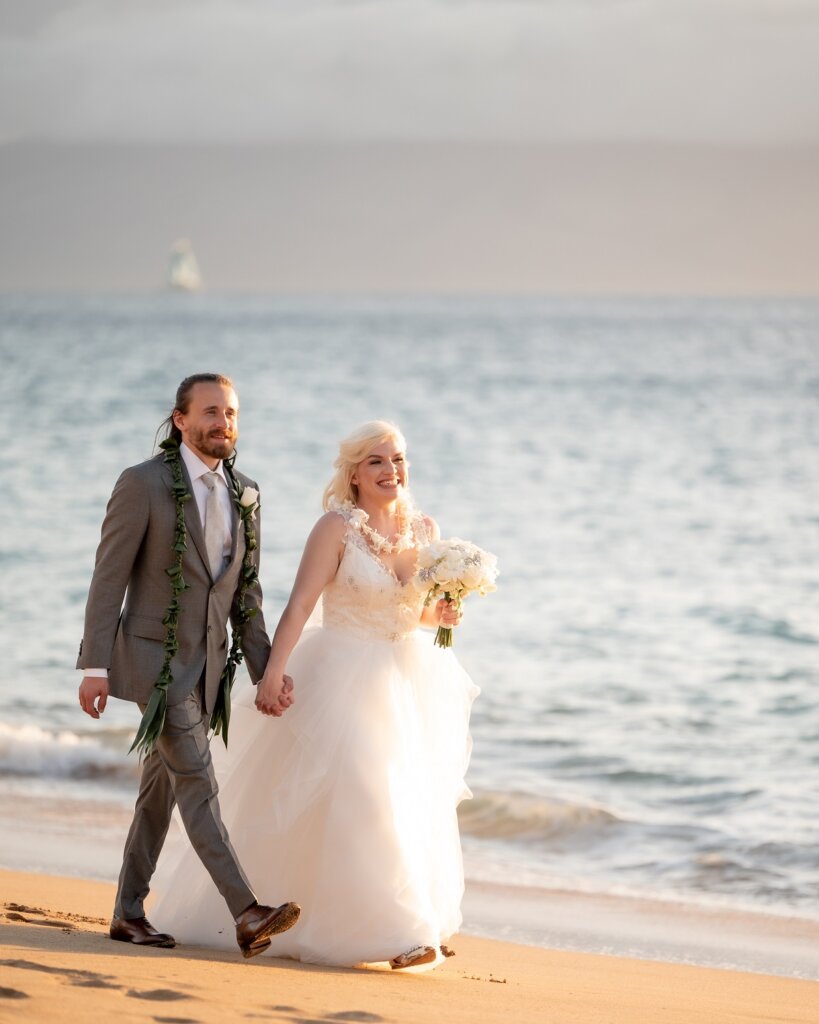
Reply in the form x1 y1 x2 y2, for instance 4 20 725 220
175 459 211 576
225 468 247 581
225 476 245 576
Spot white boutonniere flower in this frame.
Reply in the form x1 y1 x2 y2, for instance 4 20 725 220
239 486 259 519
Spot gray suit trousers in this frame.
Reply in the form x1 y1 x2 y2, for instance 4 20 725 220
114 687 255 920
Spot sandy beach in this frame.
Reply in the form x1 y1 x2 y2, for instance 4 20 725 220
1 870 816 1024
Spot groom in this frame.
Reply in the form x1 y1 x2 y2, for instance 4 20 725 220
77 373 299 958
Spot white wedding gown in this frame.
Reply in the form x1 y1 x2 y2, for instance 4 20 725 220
150 508 479 968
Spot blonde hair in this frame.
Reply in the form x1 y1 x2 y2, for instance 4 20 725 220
322 420 409 510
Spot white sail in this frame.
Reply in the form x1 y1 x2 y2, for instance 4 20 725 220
166 239 203 292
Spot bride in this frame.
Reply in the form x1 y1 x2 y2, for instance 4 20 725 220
151 421 480 970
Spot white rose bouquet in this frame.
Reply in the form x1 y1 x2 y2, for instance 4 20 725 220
414 538 498 648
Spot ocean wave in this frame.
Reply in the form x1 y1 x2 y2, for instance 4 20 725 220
459 789 620 843
0 720 137 783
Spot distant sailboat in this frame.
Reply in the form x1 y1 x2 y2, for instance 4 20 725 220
166 238 203 292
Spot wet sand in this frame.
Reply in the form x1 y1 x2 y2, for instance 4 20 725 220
0 869 816 1024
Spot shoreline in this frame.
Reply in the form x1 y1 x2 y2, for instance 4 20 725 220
2 787 818 981
1 869 817 1024
463 880 819 981
2 831 818 982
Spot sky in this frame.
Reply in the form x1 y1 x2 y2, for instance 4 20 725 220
2 0 819 146
1 1 819 292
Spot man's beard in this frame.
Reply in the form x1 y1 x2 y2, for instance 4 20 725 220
189 427 236 460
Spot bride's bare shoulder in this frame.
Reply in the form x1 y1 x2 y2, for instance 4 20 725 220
310 510 349 540
300 512 348 563
418 513 440 542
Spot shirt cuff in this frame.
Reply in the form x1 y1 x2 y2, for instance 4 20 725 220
80 668 109 678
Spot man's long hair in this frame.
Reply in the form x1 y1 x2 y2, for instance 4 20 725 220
156 373 235 449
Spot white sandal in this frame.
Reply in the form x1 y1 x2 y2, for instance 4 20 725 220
389 944 437 969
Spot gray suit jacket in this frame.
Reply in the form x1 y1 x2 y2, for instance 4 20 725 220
76 453 271 713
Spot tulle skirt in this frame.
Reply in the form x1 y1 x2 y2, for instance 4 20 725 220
149 625 479 967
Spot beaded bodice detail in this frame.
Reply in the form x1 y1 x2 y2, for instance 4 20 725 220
322 506 432 642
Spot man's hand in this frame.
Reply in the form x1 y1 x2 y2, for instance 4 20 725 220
255 674 294 717
79 676 109 719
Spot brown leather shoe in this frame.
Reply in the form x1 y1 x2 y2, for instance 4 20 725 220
110 916 176 948
235 901 301 959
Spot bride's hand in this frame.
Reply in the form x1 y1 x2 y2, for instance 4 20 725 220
256 673 295 717
437 598 463 628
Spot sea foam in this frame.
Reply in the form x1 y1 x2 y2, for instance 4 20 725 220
0 720 136 782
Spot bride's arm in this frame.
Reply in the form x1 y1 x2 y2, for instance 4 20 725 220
255 513 346 716
417 516 463 629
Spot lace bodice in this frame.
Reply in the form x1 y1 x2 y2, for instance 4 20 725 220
322 506 432 642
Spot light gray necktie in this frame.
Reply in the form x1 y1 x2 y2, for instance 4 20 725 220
203 471 227 580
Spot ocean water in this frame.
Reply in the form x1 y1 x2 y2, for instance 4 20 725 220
1 293 818 946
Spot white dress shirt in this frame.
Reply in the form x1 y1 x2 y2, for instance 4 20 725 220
81 442 234 678
180 441 234 563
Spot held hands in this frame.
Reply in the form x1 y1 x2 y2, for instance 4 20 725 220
255 673 295 717
79 676 109 719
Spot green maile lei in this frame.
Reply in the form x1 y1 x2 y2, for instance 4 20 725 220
129 437 260 758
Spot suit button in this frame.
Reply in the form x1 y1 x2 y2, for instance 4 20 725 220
207 626 212 633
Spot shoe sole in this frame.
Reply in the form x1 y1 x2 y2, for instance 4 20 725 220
240 903 301 960
110 933 176 949
241 937 272 959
